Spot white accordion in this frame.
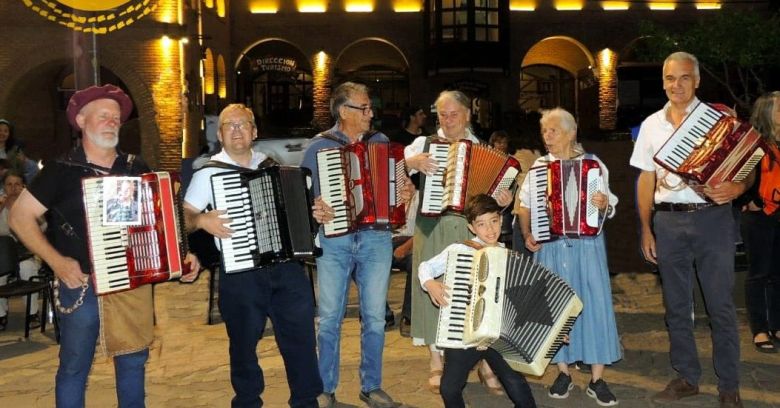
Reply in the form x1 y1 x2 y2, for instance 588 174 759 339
435 246 583 376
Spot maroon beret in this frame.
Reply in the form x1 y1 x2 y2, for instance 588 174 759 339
66 84 133 130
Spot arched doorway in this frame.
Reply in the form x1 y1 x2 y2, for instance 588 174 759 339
4 63 140 161
235 39 314 135
520 36 597 131
333 38 410 132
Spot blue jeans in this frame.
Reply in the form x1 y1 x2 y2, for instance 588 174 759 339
219 261 322 408
56 280 148 408
316 229 393 394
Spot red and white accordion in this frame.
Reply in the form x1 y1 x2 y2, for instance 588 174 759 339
528 158 604 242
316 141 407 237
420 139 521 216
83 172 187 295
435 246 582 376
654 102 766 187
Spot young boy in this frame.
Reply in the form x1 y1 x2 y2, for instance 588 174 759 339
419 194 537 408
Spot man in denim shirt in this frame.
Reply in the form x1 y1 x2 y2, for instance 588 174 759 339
301 82 409 408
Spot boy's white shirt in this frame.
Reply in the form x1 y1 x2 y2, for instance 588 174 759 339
418 237 505 291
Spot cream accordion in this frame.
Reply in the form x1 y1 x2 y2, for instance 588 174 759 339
83 172 187 295
464 247 583 376
528 158 604 242
654 101 765 188
420 138 521 216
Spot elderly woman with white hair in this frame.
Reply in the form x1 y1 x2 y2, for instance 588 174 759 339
517 107 622 406
405 90 514 396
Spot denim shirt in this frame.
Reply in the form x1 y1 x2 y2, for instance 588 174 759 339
299 124 389 198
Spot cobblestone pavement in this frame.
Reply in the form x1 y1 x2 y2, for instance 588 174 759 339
1 271 778 407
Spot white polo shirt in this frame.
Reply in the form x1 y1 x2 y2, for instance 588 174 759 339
629 98 707 204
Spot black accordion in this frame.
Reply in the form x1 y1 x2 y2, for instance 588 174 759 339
209 166 321 274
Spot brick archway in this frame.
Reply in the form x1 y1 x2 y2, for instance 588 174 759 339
0 48 161 167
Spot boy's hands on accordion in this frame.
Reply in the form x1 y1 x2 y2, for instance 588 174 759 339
423 279 450 307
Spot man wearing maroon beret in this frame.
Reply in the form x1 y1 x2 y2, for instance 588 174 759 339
9 84 199 407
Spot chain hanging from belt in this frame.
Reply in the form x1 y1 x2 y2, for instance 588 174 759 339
53 279 89 314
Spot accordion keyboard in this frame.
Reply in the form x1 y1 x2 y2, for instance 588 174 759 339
85 178 132 293
420 143 450 215
317 149 351 236
655 102 724 169
435 250 476 349
211 172 259 272
528 166 550 242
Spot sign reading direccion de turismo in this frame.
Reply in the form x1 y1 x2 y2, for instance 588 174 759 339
22 0 159 34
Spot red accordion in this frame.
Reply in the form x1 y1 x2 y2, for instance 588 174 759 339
83 172 187 295
654 102 766 188
529 158 604 241
420 139 521 216
316 141 407 237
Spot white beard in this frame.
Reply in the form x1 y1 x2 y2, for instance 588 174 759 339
86 131 119 149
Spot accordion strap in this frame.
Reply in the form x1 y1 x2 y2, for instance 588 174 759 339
462 240 484 250
315 130 383 146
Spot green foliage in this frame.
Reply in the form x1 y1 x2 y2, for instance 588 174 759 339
635 11 780 110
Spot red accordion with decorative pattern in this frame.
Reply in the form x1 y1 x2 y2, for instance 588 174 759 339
316 141 407 237
83 172 187 295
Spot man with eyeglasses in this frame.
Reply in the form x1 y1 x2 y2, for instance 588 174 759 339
301 82 407 408
183 103 323 407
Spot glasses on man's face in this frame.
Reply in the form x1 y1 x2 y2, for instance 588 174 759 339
344 104 373 116
221 121 254 132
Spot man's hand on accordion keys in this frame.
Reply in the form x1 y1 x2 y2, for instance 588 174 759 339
312 196 335 224
423 279 450 307
198 209 234 239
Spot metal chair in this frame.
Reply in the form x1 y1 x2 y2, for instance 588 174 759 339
0 236 54 339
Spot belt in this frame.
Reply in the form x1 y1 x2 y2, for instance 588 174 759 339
654 202 715 212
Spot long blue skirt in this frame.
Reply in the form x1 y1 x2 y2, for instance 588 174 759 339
534 234 622 365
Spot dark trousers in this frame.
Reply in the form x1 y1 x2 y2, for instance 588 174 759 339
741 211 780 335
654 205 740 392
441 348 536 408
219 261 323 408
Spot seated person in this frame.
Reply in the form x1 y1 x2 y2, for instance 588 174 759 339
419 194 537 408
0 171 44 330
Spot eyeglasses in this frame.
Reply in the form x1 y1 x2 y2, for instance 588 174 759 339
344 104 373 116
221 121 254 132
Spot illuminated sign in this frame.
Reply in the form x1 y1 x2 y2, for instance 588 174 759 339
22 0 158 34
253 56 298 73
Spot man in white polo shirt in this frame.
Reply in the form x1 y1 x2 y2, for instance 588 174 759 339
630 51 753 408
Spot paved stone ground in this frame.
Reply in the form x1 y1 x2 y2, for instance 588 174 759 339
1 270 778 407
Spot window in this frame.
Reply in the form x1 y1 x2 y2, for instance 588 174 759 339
429 0 502 43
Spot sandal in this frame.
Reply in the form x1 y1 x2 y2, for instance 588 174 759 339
428 369 443 394
477 369 505 396
754 333 777 354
